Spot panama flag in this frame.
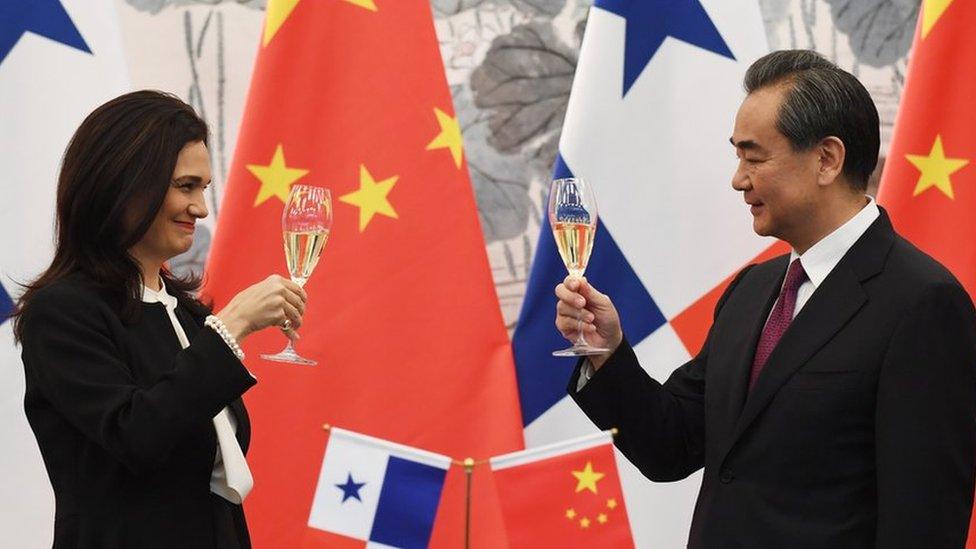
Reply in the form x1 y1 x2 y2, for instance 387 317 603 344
0 1 129 547
304 427 450 548
511 1 775 546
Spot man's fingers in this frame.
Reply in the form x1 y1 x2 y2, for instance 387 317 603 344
556 317 583 337
563 275 582 291
555 284 586 308
557 301 595 322
557 300 595 319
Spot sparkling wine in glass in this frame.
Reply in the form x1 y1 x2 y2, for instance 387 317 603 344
261 185 331 366
550 177 609 357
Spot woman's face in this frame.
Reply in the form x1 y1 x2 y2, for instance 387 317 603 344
131 140 211 264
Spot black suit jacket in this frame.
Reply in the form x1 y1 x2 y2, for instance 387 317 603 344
20 273 257 549
570 212 976 548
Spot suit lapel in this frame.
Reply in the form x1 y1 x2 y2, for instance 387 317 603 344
715 258 785 435
719 210 895 461
728 266 866 443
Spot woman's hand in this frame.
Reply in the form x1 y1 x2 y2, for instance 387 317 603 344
215 275 307 342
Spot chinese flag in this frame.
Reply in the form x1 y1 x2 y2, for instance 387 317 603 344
204 1 524 547
875 1 976 545
490 432 634 548
877 0 976 299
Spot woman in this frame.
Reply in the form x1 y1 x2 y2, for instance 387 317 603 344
14 90 305 548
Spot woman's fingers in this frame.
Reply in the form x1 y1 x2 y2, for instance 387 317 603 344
280 285 306 315
281 301 302 330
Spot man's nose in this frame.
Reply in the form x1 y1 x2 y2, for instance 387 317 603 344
731 161 750 191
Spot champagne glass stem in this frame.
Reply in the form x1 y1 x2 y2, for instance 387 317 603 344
575 313 590 347
281 338 296 355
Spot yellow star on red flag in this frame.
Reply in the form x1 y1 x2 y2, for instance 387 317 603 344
906 134 969 199
341 0 378 10
340 164 399 231
922 0 956 39
263 0 301 47
426 107 464 168
571 461 605 494
247 144 310 207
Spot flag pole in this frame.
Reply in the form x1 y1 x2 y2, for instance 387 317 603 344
463 457 474 549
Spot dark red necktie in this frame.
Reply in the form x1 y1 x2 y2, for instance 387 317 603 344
749 258 808 390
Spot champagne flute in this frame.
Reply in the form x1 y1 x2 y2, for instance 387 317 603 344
261 185 332 366
550 177 609 356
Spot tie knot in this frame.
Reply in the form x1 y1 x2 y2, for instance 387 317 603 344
783 258 808 292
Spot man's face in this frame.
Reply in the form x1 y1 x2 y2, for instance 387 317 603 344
730 85 822 244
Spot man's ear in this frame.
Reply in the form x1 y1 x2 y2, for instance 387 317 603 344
816 136 846 186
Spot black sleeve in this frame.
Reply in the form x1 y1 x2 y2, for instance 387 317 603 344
874 281 976 548
21 287 257 473
568 265 753 482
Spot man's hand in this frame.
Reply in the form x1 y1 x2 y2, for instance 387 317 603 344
554 276 623 370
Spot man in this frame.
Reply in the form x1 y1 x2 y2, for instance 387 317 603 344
555 50 976 548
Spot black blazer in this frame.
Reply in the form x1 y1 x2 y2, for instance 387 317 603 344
20 273 257 549
570 211 976 548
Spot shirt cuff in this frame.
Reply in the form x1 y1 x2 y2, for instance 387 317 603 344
575 359 595 392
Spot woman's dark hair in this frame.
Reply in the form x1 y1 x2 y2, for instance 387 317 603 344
13 90 211 342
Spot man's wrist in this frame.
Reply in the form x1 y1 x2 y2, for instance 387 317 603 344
590 335 621 371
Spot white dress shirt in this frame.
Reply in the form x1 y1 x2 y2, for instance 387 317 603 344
784 197 879 318
141 280 253 503
577 197 880 391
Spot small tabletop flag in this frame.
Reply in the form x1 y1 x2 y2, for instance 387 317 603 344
305 427 450 548
490 431 634 548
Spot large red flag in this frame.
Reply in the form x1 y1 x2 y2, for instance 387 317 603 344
875 1 976 545
204 1 524 547
877 0 976 298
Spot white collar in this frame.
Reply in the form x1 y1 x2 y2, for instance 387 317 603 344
791 197 880 289
140 277 178 309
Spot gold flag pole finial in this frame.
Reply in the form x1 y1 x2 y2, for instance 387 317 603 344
463 457 475 549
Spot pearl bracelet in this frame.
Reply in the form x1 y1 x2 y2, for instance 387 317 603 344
205 315 245 361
